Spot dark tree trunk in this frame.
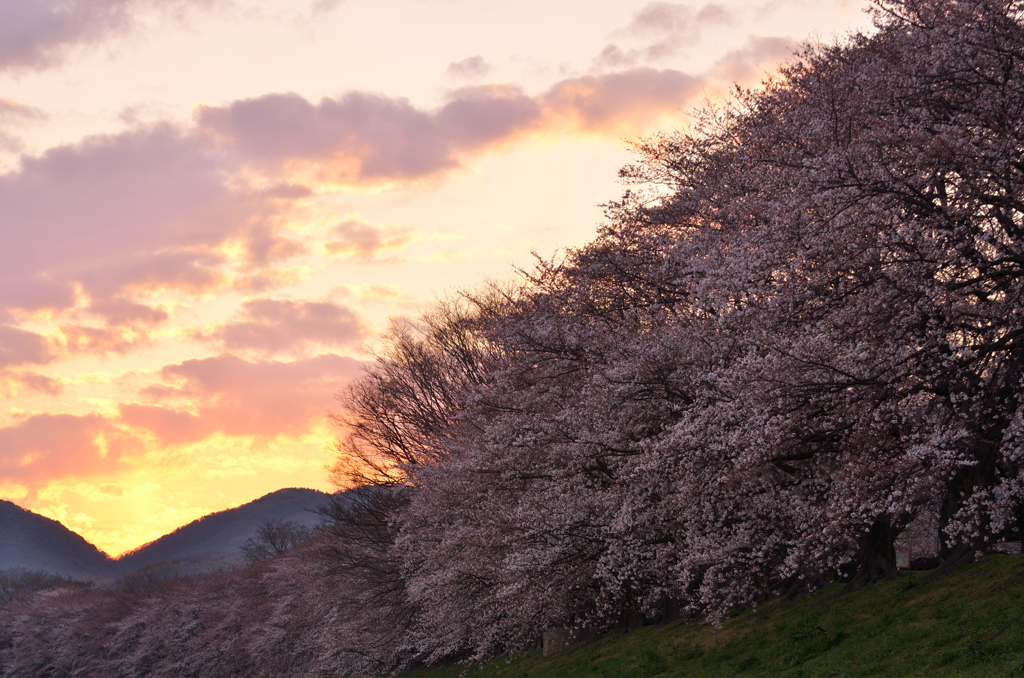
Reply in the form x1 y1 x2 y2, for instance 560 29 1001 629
936 425 1005 561
842 516 896 589
924 543 978 582
935 359 1022 563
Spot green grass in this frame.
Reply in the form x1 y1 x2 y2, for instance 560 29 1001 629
403 554 1024 678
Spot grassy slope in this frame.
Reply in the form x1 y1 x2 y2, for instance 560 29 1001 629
405 554 1024 678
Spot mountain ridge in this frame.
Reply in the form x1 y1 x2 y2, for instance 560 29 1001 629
0 499 115 581
0 487 332 581
115 487 329 573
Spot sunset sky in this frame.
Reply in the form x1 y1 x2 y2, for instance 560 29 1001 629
0 0 871 556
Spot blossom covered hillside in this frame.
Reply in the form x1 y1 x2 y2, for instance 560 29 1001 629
1 1 1023 676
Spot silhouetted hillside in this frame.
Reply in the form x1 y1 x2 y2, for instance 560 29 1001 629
1 489 332 581
0 500 115 581
115 488 330 574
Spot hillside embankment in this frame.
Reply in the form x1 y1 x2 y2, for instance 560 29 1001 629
405 554 1024 678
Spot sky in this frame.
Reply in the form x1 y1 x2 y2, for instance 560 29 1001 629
0 0 872 556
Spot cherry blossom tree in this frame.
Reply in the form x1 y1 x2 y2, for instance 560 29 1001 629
358 0 1024 653
614 0 1024 588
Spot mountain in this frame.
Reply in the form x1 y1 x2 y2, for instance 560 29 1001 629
0 500 116 581
114 487 330 574
0 488 333 581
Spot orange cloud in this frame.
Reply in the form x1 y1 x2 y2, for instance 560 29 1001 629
0 352 361 485
116 404 209 447
541 68 703 132
123 353 362 444
0 413 143 483
59 324 152 356
332 284 419 307
0 369 64 398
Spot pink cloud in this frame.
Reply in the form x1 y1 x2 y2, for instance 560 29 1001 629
86 297 168 327
0 61 759 366
124 353 363 443
325 219 413 262
0 0 221 71
0 370 64 398
711 35 797 83
231 268 307 294
0 99 45 121
0 66 716 330
3 125 234 256
116 404 209 447
197 86 544 182
0 413 141 482
0 325 54 368
0 0 132 70
0 276 77 313
243 225 308 267
196 69 711 184
596 2 735 67
0 99 46 153
202 298 368 355
446 55 491 81
74 249 228 301
0 124 300 322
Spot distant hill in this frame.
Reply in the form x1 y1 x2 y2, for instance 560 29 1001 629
0 488 333 582
0 500 116 581
114 488 330 575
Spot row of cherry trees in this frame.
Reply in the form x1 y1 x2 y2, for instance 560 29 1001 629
2 1 1022 676
0 540 346 677
318 0 1024 672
